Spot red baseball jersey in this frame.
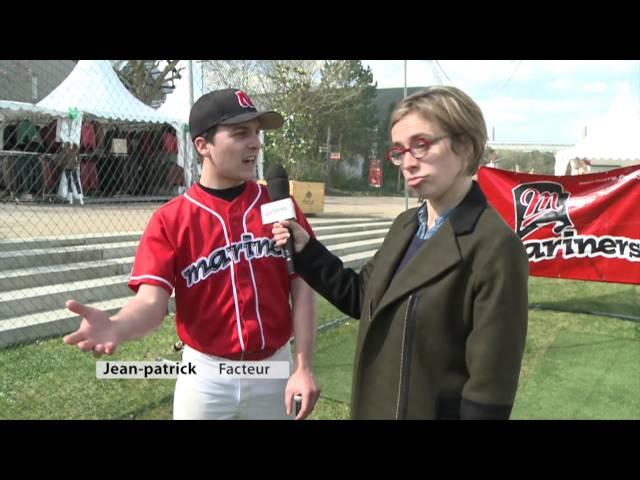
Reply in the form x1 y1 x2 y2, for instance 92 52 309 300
128 181 315 359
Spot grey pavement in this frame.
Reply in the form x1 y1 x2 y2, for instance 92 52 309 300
0 195 416 240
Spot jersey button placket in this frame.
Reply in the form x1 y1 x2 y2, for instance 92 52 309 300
229 205 247 353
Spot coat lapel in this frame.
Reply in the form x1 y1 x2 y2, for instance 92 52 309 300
365 210 418 312
373 221 461 317
370 181 487 319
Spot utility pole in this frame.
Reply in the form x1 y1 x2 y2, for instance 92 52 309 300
326 125 332 190
188 60 196 186
371 126 379 196
404 60 409 210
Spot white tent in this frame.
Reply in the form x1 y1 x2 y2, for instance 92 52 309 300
38 60 180 125
36 60 189 184
555 82 640 175
0 100 66 121
0 100 67 147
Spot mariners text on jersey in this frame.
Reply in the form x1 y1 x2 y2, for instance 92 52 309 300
181 233 283 288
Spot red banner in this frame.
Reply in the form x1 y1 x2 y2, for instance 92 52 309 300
477 165 640 284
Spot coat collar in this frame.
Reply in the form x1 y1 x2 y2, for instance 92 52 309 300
372 181 487 317
402 181 487 236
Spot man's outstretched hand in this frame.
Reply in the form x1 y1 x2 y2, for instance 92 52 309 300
63 299 120 356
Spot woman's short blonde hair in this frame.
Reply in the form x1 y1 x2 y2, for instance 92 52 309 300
389 86 487 175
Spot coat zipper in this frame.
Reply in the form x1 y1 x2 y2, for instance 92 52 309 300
395 293 419 420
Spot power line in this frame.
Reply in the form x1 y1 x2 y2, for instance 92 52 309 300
420 60 443 85
434 60 452 84
501 60 523 90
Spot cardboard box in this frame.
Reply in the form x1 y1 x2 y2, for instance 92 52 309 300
290 180 324 215
258 180 325 215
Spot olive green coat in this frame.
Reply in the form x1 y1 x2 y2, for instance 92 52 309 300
295 182 528 419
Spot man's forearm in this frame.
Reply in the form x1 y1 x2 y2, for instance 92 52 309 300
111 286 169 343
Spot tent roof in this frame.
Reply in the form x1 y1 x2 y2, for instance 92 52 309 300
37 60 180 126
0 100 66 123
555 82 640 173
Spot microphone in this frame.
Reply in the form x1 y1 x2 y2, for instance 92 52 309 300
262 164 296 274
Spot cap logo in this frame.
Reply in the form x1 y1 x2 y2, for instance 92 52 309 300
235 91 255 109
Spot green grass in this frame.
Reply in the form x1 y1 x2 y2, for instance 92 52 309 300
307 321 358 419
0 297 350 420
513 330 640 419
528 276 640 318
1 277 639 420
0 320 180 419
512 309 640 419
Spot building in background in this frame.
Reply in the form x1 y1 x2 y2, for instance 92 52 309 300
0 61 77 102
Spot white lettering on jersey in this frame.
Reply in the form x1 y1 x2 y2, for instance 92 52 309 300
181 233 284 288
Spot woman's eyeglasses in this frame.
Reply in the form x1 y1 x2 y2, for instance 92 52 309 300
386 135 450 166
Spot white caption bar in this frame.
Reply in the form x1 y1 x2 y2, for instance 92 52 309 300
96 361 290 379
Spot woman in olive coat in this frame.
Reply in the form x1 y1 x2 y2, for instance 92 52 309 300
273 86 529 419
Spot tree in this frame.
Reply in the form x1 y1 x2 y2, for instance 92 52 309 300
261 63 322 180
113 60 183 107
262 60 378 183
200 60 322 108
201 60 260 94
494 150 555 174
198 60 325 179
196 60 379 184
317 61 378 188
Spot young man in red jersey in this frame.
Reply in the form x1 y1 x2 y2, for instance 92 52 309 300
64 89 320 420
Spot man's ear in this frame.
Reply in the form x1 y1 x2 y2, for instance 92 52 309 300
193 137 209 157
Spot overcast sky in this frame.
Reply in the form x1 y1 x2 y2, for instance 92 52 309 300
362 60 640 145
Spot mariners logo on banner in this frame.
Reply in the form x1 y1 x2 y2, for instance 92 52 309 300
478 165 640 284
513 182 574 239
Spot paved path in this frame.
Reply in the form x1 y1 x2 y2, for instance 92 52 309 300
0 195 417 239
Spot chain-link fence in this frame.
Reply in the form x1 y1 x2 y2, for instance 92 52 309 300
0 59 375 351
4 59 634 354
0 60 206 349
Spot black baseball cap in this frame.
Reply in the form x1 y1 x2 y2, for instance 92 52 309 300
189 88 284 141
